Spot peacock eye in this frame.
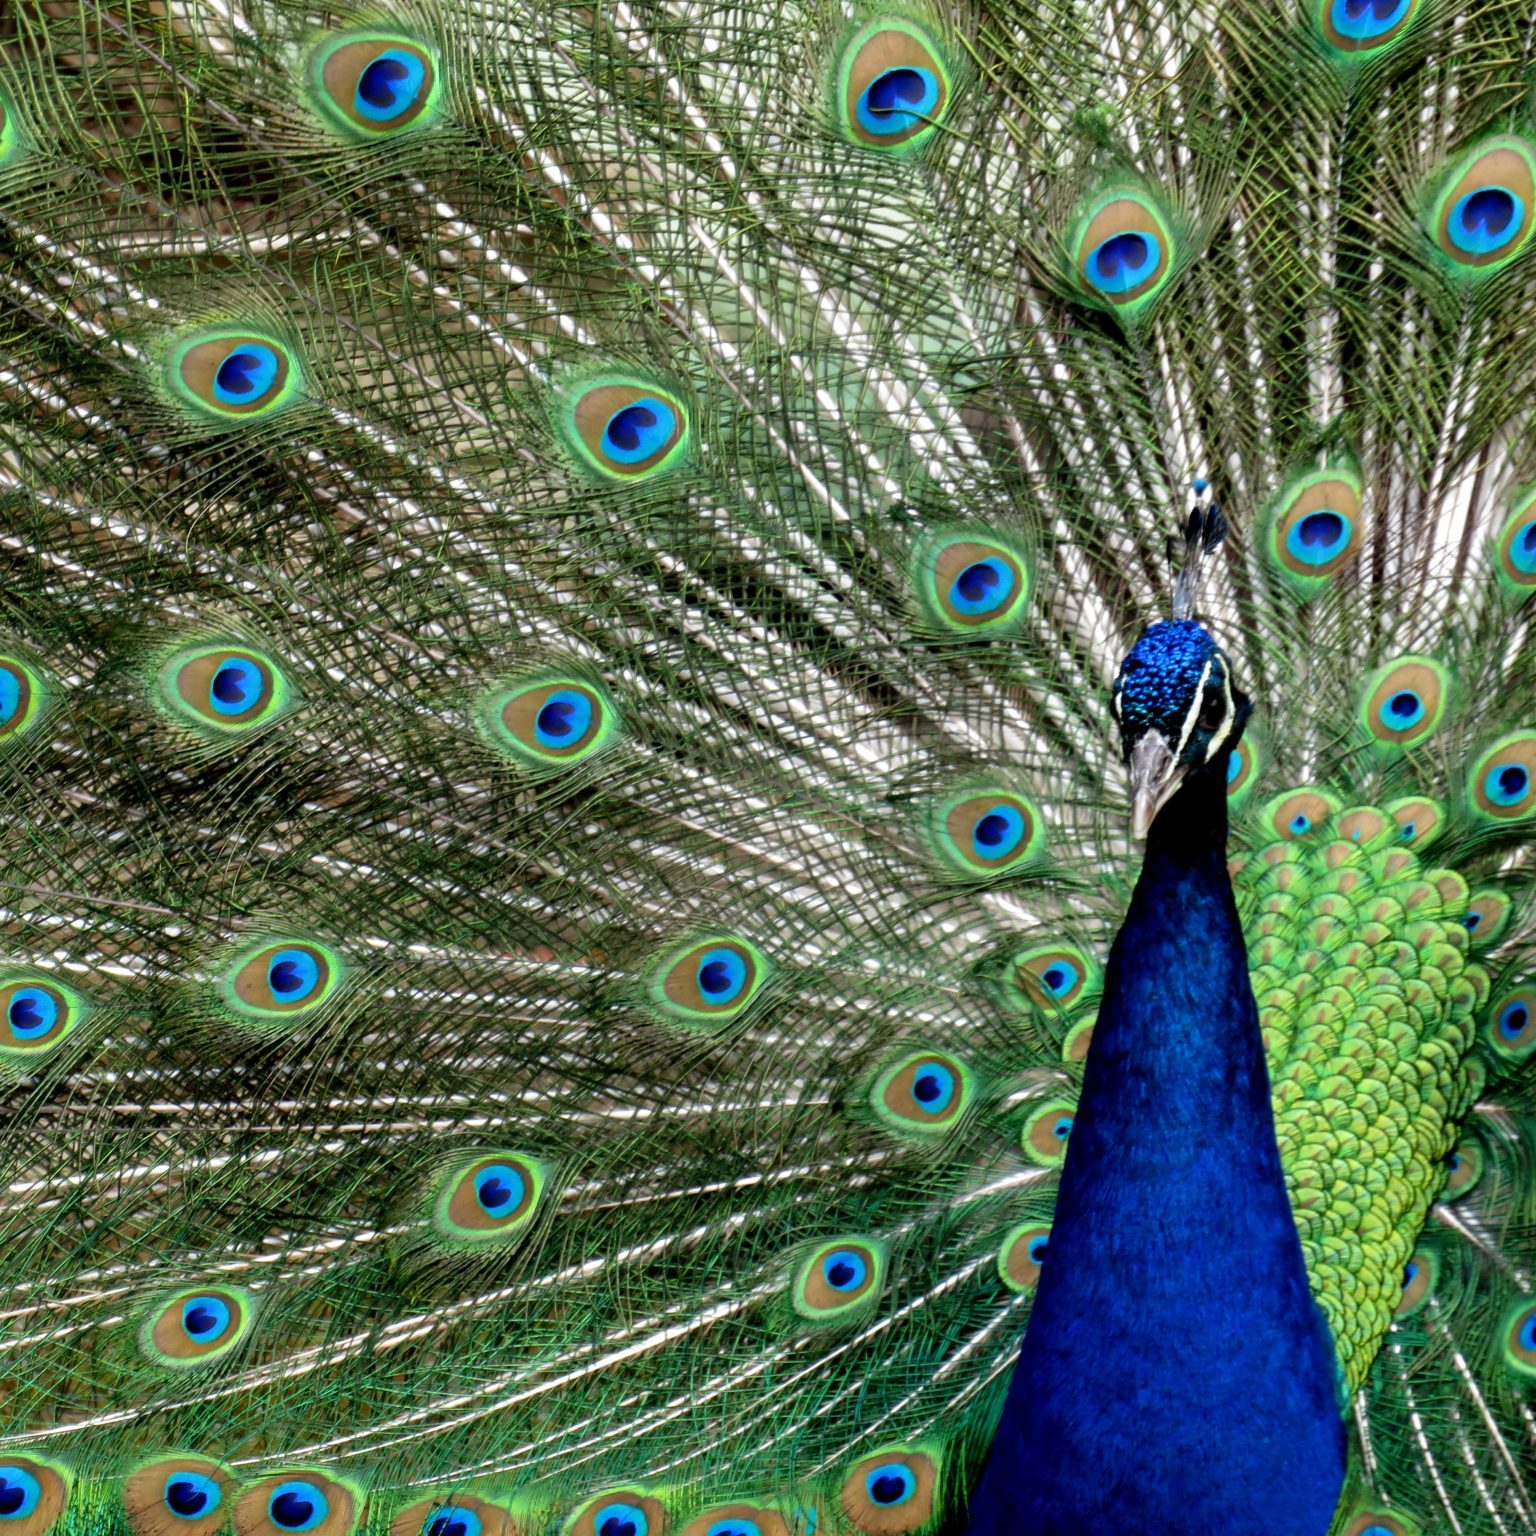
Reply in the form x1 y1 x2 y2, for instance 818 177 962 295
1198 692 1225 731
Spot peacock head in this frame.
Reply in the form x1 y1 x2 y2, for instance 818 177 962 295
1110 498 1251 837
1112 620 1250 836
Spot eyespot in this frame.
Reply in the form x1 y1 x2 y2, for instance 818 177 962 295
1316 0 1420 54
124 1458 235 1536
792 1238 885 1322
997 1223 1051 1294
871 1050 971 1134
1430 138 1536 274
1395 1250 1437 1317
1342 1513 1420 1536
141 1286 252 1368
0 1458 68 1536
839 1450 937 1535
563 378 688 479
1360 656 1450 749
432 1153 545 1244
159 645 291 735
1504 1299 1536 1380
310 34 439 136
1020 1099 1075 1166
0 656 45 743
1493 488 1536 596
390 1493 516 1536
835 19 950 151
1266 470 1363 588
563 1493 665 1536
1486 984 1536 1062
1336 806 1389 846
1470 731 1536 821
1461 890 1511 947
221 940 342 1024
927 789 1044 879
679 1505 791 1536
169 330 300 421
912 532 1031 635
1007 943 1097 1013
647 937 768 1025
1441 1140 1484 1200
1224 736 1260 802
1069 188 1175 315
233 1472 359 1536
480 677 618 770
0 976 85 1063
1386 795 1443 848
1262 788 1339 842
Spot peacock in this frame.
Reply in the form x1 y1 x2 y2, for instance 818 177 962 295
1 0 1535 1532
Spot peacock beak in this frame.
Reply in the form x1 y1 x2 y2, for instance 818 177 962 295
1128 730 1184 839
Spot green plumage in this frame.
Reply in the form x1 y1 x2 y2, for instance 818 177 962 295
0 1 1533 1534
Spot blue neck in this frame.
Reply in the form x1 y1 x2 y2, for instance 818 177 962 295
967 760 1345 1535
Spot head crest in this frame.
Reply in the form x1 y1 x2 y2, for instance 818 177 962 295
1169 483 1226 621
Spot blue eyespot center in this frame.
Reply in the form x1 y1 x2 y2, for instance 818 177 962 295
1290 813 1312 835
473 1163 525 1217
210 657 262 715
1040 962 1078 998
0 665 21 726
181 1294 231 1340
213 345 279 406
1450 186 1523 256
0 1469 42 1521
426 1507 483 1536
1382 689 1424 728
1399 822 1416 840
267 948 321 1003
696 947 748 1004
866 1467 916 1507
1486 763 1531 806
949 556 1015 615
595 1502 647 1536
602 399 676 464
7 986 58 1040
1402 1262 1418 1288
1287 511 1350 565
1331 0 1411 39
1513 520 1536 573
1053 1115 1073 1140
705 1521 760 1536
1464 912 1482 931
165 1473 222 1519
1499 1001 1530 1038
533 689 594 749
1028 1236 1049 1264
910 1063 955 1114
1226 749 1242 784
269 1482 328 1531
971 803 1025 860
1520 1312 1536 1352
823 1249 868 1291
1086 231 1160 294
355 49 427 121
857 66 939 136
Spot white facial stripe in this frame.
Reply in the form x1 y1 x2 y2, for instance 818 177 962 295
1173 655 1215 760
1204 661 1236 766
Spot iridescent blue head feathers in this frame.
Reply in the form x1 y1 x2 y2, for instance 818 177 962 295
1111 495 1250 835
